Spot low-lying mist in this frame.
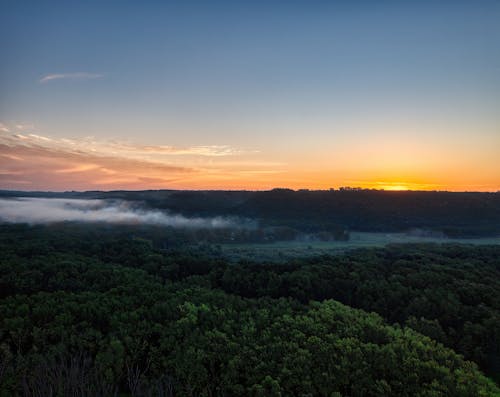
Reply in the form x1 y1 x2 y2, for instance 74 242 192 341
0 197 248 228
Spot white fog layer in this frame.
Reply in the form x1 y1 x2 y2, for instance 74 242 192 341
0 197 239 228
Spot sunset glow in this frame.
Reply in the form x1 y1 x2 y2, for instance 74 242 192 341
1 2 499 192
378 185 410 192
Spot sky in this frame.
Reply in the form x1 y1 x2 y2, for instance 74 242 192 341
1 0 499 191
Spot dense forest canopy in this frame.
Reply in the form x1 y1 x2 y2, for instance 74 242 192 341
1 223 499 396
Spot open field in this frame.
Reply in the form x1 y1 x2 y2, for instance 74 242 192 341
220 232 500 262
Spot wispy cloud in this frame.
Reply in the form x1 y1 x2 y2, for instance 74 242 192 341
28 133 51 142
107 142 240 157
1 121 36 134
0 128 281 190
54 163 100 174
0 132 241 159
0 142 195 190
39 72 103 83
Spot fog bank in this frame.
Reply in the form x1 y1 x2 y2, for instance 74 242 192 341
0 197 242 228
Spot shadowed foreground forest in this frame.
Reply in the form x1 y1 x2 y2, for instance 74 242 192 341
0 224 499 396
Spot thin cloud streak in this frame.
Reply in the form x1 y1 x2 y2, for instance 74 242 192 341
39 72 103 83
0 121 294 190
0 130 283 190
0 131 241 158
0 142 196 190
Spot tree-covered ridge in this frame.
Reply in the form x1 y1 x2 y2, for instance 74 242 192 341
0 225 499 396
2 189 500 236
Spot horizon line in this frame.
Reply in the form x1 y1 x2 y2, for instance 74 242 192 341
0 187 499 194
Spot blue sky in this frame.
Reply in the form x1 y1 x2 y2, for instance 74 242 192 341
1 1 499 190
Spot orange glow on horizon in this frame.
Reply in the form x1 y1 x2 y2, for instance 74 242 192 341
1 131 499 193
378 185 410 191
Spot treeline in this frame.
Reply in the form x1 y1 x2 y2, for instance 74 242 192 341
0 224 349 254
2 188 500 236
1 224 499 395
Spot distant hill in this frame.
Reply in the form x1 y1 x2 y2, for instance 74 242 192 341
1 189 500 237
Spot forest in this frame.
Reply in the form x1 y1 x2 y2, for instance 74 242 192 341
0 223 499 396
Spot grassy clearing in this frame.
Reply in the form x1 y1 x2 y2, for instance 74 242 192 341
220 232 500 262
